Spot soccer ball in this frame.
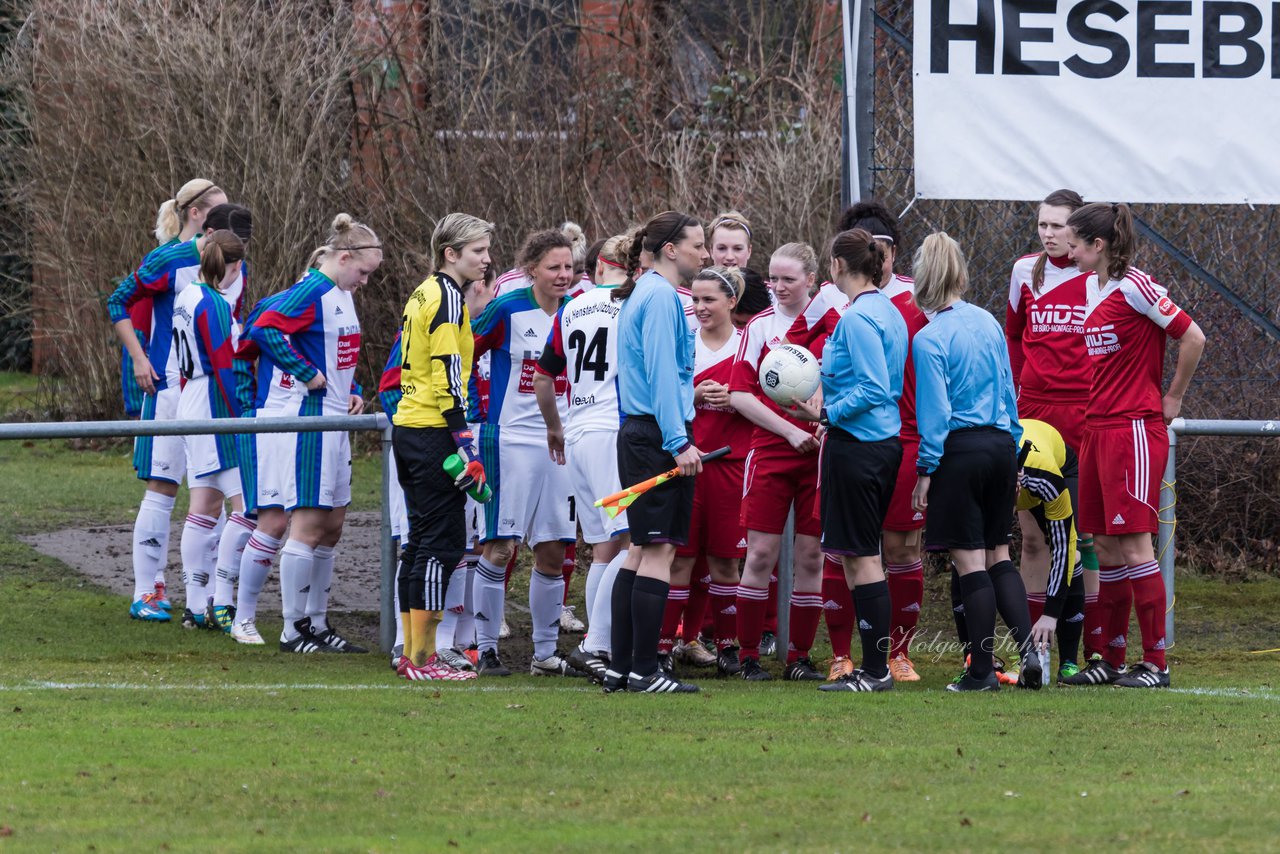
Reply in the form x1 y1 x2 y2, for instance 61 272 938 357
759 344 820 407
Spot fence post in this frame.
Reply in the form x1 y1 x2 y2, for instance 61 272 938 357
1157 425 1178 646
775 507 795 662
379 421 396 653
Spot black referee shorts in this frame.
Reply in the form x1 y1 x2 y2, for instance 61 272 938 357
617 415 694 546
819 429 902 556
392 424 467 610
924 427 1017 552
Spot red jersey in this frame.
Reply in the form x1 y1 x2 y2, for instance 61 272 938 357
692 328 752 460
1005 253 1090 400
786 275 925 440
1083 268 1192 422
731 307 818 451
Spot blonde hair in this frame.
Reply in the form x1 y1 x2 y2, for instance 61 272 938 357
155 179 222 243
693 265 745 303
772 242 819 280
598 231 636 268
307 213 380 269
708 210 752 242
560 221 588 274
431 213 495 272
912 232 969 312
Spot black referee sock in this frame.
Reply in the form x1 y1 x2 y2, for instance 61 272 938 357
609 569 637 676
852 580 891 679
1057 570 1086 667
988 560 1034 662
958 571 997 679
950 567 970 654
630 575 670 677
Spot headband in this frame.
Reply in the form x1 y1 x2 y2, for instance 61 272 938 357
598 256 626 270
179 183 217 212
713 219 751 240
655 215 693 252
706 269 740 299
871 233 895 245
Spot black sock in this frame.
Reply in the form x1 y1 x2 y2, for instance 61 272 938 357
630 575 670 677
1056 569 1086 666
396 556 411 616
958 572 997 679
950 567 969 654
609 569 637 675
852 580 891 679
988 560 1033 662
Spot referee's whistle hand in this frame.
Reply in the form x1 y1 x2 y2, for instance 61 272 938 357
675 445 703 477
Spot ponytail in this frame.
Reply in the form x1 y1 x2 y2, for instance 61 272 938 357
1067 202 1135 281
611 211 699 301
308 212 380 270
1031 188 1085 293
612 224 646 301
155 179 222 243
829 228 886 288
199 230 246 292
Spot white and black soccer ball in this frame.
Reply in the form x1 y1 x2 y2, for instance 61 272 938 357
759 343 820 407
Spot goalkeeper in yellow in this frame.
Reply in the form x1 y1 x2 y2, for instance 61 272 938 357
1018 419 1087 683
391 213 495 682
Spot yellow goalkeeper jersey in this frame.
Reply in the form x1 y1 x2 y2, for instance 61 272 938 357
1016 418 1077 597
393 272 473 429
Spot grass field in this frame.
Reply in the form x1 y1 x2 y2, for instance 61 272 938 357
1 439 1278 852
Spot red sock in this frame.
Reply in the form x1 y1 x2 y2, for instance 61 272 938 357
886 560 924 659
1083 591 1104 658
708 583 738 649
821 575 855 659
659 585 689 654
736 584 769 661
1128 561 1167 669
504 551 518 591
786 591 824 663
1098 565 1132 668
1027 592 1046 624
561 543 576 604
764 569 779 635
681 572 711 643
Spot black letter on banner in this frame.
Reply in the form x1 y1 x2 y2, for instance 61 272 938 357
1273 2 1280 78
1137 1 1195 77
1004 0 1060 75
1065 0 1131 78
930 0 997 73
1204 2 1264 78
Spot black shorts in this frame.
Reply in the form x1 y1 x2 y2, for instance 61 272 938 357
392 425 467 609
924 427 1017 552
819 430 901 556
617 415 694 546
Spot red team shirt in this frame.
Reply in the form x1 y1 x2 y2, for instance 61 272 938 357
1005 253 1090 401
731 308 820 450
693 329 753 459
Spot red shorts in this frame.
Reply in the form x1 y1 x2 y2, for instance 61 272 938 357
742 442 821 537
1018 394 1087 451
677 459 747 559
821 552 845 581
883 438 926 532
1078 417 1168 536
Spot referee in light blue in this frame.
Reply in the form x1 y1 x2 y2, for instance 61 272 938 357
605 210 708 695
792 228 907 693
909 232 1040 693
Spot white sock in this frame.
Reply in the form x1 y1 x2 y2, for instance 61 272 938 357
214 513 255 607
473 557 507 653
530 569 564 661
132 492 175 601
393 539 404 648
456 560 478 648
307 545 336 632
179 513 218 614
584 548 627 656
584 560 608 629
279 540 315 640
436 559 470 651
236 531 281 624
205 508 227 584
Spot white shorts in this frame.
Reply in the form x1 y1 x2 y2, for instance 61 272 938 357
256 414 352 511
481 430 575 546
566 429 627 543
189 466 243 499
132 386 186 485
388 452 409 540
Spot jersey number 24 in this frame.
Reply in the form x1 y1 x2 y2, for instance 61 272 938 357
567 328 608 384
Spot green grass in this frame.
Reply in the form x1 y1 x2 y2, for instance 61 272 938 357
0 441 1278 851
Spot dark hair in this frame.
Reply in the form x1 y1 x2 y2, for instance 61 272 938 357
612 210 700 301
517 229 573 272
830 228 885 288
734 268 771 318
199 229 246 291
205 203 253 243
837 200 899 247
1067 202 1136 281
1031 188 1085 292
584 237 607 282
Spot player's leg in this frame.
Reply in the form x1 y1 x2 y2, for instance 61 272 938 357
473 425 520 674
820 554 855 680
1056 560 1086 680
706 556 743 675
783 455 825 680
180 483 224 628
882 438 925 680
233 504 287 646
524 446 582 676
128 389 182 621
212 487 254 634
660 556 693 671
736 530 780 680
1018 508 1051 622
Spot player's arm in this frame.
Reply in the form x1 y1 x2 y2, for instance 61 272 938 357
534 314 568 465
729 327 817 453
1163 319 1205 423
377 332 403 416
197 296 241 418
910 334 950 511
1005 269 1027 386
470 297 506 361
248 302 322 389
233 339 258 416
824 314 894 424
1125 281 1204 423
420 285 484 490
645 295 696 460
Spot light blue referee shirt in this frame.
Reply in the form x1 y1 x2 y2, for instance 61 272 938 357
913 300 1022 474
618 270 696 455
820 289 907 441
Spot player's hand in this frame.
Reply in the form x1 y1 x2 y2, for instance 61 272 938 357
787 427 819 454
1031 614 1057 652
348 395 365 415
133 355 159 396
788 393 821 422
675 444 703 477
1161 392 1183 425
546 426 565 465
454 459 486 492
305 371 328 391
912 475 931 512
698 380 730 408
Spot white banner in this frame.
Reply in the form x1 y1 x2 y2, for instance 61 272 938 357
914 0 1280 204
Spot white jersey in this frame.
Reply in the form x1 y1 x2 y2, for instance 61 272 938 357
168 262 245 387
495 268 594 299
472 287 568 438
676 286 699 332
539 286 623 442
